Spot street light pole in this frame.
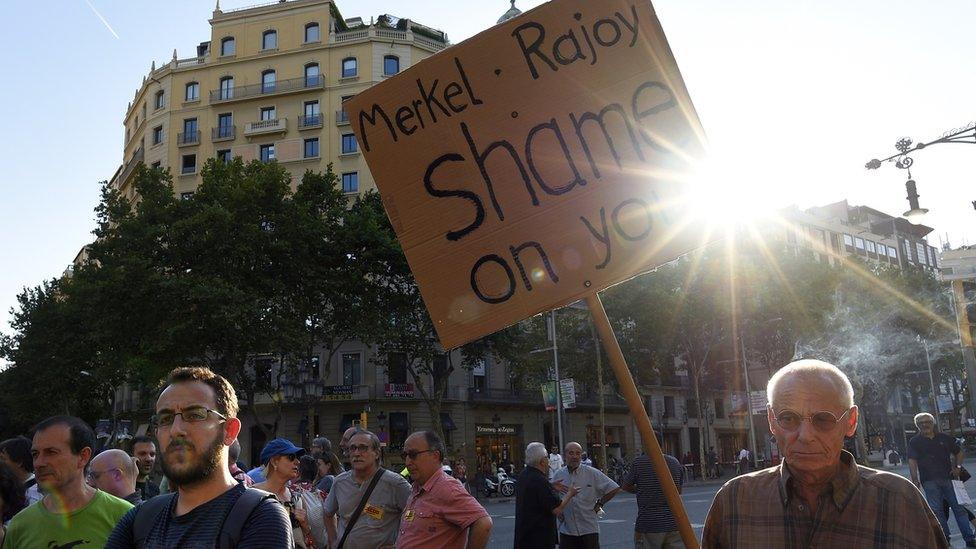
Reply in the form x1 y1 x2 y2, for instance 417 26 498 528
739 335 760 469
920 337 939 416
549 310 564 453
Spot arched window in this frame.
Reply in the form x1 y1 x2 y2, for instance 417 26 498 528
383 55 400 76
262 70 276 93
219 76 234 100
220 37 235 56
341 57 357 78
185 81 199 101
304 23 320 43
262 30 277 50
304 63 320 87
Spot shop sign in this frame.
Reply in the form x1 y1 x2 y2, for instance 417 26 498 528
541 381 558 411
560 378 577 409
346 0 706 349
730 391 748 415
385 383 415 398
749 390 767 415
476 424 518 435
937 394 953 413
323 385 354 401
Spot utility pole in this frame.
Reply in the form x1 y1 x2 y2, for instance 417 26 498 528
920 337 939 416
591 321 608 471
549 310 564 453
739 335 759 469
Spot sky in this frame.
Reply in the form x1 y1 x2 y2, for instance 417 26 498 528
1 0 975 334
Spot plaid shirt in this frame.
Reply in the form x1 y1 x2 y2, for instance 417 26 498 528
702 451 946 548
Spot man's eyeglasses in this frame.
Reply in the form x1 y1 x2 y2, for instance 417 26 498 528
771 408 852 432
348 444 372 454
151 406 227 428
86 468 120 481
401 449 434 460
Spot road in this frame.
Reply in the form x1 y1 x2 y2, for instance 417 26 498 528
482 460 976 548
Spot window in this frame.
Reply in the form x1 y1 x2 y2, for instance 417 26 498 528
260 106 276 121
341 133 357 154
151 161 161 169
261 70 276 93
866 240 876 253
219 77 234 100
877 245 887 257
303 100 320 126
152 125 163 145
304 63 320 87
341 172 358 193
843 234 853 247
686 398 698 418
217 113 233 138
154 90 165 109
304 138 319 158
714 398 725 419
142 103 146 118
930 248 938 267
183 118 197 135
917 242 928 265
181 154 196 174
384 55 400 75
262 30 277 50
389 412 409 450
185 82 199 101
854 237 864 250
341 353 362 385
341 57 357 78
259 144 275 162
904 239 913 262
305 22 320 43
216 149 231 163
388 352 407 384
220 36 235 56
888 246 897 258
180 191 195 200
663 396 675 418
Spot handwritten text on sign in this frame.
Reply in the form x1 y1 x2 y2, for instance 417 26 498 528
348 0 707 349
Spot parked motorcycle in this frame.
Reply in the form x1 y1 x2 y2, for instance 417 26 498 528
482 467 516 497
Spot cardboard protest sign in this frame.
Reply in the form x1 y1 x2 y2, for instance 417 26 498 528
347 0 707 349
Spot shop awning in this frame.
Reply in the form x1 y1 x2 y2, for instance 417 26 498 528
440 412 457 431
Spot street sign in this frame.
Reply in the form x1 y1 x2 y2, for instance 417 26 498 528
347 0 707 349
750 390 768 415
560 378 577 408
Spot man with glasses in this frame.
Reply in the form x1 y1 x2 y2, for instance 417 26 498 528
324 430 410 548
702 359 945 548
88 448 143 505
396 430 492 549
106 366 292 548
909 412 976 546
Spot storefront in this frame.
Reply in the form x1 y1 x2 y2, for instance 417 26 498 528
585 425 629 468
474 424 523 474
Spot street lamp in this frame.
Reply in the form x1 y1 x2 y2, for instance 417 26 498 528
282 360 325 448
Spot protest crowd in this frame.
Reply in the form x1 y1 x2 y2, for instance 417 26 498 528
0 361 966 548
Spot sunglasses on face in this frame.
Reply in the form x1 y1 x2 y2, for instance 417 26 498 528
282 454 299 462
401 449 433 460
772 408 852 432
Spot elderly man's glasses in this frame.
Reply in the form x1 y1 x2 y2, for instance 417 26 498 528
772 408 852 432
151 406 226 428
401 449 433 460
348 444 372 453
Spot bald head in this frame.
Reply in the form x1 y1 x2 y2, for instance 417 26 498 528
88 449 138 498
564 442 583 469
768 359 854 409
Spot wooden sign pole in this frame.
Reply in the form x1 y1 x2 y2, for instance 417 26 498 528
584 292 699 548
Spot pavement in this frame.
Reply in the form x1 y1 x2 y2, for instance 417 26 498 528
480 459 976 548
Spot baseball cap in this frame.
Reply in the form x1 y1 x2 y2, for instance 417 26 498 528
260 438 306 465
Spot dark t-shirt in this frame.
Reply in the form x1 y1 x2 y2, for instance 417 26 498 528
514 466 559 549
137 480 161 500
626 454 684 533
104 483 293 548
908 432 960 483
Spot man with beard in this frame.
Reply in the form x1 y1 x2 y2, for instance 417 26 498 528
2 416 133 548
131 435 160 500
105 366 292 548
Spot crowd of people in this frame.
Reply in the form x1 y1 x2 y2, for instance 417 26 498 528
0 359 971 548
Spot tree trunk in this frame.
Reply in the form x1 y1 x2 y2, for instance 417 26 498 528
693 369 708 479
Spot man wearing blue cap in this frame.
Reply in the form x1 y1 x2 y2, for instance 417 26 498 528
106 367 293 548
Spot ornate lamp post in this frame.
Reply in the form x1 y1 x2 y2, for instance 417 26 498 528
283 360 325 448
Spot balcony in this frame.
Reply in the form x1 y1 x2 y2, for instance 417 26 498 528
336 109 350 125
209 75 325 104
244 118 287 137
114 146 144 189
177 130 200 147
467 387 538 406
298 114 323 130
212 125 236 142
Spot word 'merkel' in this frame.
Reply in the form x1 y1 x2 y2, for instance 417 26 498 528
512 5 641 79
358 57 483 152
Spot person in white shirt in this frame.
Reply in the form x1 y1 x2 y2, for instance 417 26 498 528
551 442 620 549
548 446 563 479
738 447 751 474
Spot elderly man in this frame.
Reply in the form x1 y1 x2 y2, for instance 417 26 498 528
88 449 143 505
551 441 620 549
397 430 492 549
702 359 946 548
908 412 975 546
324 430 410 549
515 442 578 548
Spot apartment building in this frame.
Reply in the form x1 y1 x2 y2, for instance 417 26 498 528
111 0 448 202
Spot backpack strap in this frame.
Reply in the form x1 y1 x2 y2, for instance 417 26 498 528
133 493 178 548
218 488 278 549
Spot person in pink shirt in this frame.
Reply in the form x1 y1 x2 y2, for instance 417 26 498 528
396 430 492 549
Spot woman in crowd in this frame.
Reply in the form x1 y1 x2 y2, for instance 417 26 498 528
0 461 28 544
454 456 469 493
314 451 342 493
253 438 316 549
293 455 328 549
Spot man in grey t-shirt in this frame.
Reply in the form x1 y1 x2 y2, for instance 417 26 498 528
324 431 411 548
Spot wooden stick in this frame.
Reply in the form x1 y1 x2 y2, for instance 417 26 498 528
585 292 699 548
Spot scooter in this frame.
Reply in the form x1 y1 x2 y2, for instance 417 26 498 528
482 468 516 497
